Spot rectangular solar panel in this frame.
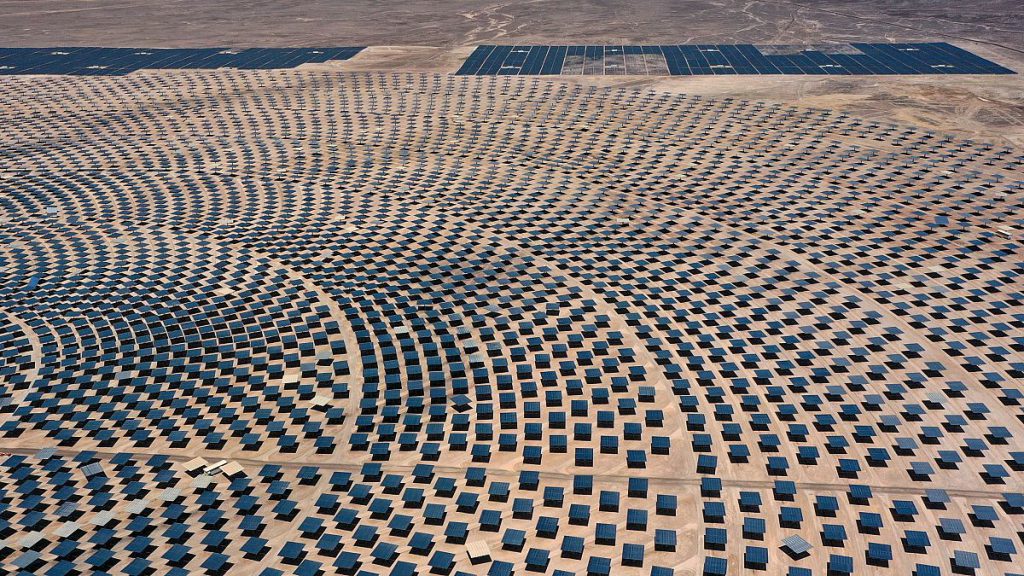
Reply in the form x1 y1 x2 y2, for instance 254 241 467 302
704 556 728 575
782 535 812 554
79 462 103 477
829 554 854 574
953 550 980 569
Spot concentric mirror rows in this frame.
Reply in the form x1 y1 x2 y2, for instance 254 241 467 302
0 71 1021 576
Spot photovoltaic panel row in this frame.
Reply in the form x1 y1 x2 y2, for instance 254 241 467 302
455 43 1014 76
456 45 569 76
0 47 364 75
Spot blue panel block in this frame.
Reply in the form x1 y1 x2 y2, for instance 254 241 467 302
660 46 688 75
456 45 495 75
540 45 567 74
479 45 513 75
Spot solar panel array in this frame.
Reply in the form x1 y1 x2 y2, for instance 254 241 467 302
0 47 364 75
456 43 1015 75
1 70 1022 576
